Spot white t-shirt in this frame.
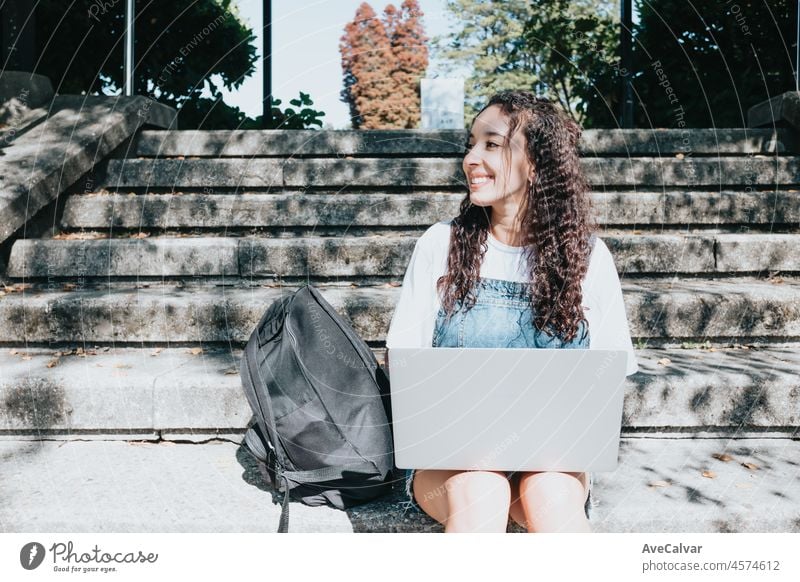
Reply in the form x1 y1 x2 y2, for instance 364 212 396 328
386 220 639 376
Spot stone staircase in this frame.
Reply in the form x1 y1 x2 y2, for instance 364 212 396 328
1 125 799 532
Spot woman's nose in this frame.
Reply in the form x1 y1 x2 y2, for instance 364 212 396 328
464 146 480 165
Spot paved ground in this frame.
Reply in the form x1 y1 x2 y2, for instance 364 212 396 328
1 437 798 533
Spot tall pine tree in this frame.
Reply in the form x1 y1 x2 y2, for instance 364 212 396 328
340 1 429 129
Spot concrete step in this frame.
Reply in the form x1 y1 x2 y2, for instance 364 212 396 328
97 157 799 189
60 190 800 229
9 233 800 279
0 95 174 247
130 128 794 157
1 437 797 532
0 279 798 342
1 346 798 435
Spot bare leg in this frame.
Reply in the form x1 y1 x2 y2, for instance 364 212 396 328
413 469 511 533
512 471 591 533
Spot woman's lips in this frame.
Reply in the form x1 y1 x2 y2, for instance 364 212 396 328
469 178 493 190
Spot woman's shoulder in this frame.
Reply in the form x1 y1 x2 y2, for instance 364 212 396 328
584 234 620 292
416 220 453 249
587 233 612 263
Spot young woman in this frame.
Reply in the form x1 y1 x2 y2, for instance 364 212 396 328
385 90 639 533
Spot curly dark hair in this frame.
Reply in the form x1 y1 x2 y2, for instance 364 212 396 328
436 90 596 342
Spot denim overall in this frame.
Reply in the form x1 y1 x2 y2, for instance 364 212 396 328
400 277 595 521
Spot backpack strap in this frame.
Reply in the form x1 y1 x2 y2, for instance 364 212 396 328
281 461 379 483
272 461 379 533
277 474 291 533
244 337 294 533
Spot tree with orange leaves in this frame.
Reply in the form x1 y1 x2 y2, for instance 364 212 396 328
340 1 429 129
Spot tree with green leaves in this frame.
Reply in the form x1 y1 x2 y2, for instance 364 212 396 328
34 0 325 129
631 0 795 128
435 0 619 128
340 1 429 129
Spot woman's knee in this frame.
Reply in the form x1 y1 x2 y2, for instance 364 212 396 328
516 471 591 532
519 471 586 503
445 470 511 511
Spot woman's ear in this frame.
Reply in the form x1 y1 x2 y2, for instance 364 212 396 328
527 158 536 184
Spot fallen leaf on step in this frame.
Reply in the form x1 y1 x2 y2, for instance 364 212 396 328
701 470 716 479
712 453 733 462
741 462 759 471
657 358 671 366
224 368 238 375
113 363 132 369
9 349 17 355
649 480 670 488
131 232 150 239
53 231 107 240
4 283 32 292
46 358 59 368
62 283 76 291
21 354 32 361
151 348 163 356
189 347 203 355
675 153 684 159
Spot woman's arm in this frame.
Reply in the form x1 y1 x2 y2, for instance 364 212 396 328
386 224 445 350
584 238 639 376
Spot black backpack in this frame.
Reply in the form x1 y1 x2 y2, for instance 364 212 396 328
240 285 394 532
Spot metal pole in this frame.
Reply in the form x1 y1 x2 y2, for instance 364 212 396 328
796 0 799 92
2 1 36 71
124 0 134 95
262 0 272 128
620 0 633 128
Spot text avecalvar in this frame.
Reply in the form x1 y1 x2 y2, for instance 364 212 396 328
642 544 702 554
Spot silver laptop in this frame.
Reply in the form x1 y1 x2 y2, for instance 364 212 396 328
388 348 628 472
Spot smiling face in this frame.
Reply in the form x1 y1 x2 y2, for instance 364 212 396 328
463 105 534 212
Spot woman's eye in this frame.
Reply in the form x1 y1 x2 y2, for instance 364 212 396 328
464 142 499 151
